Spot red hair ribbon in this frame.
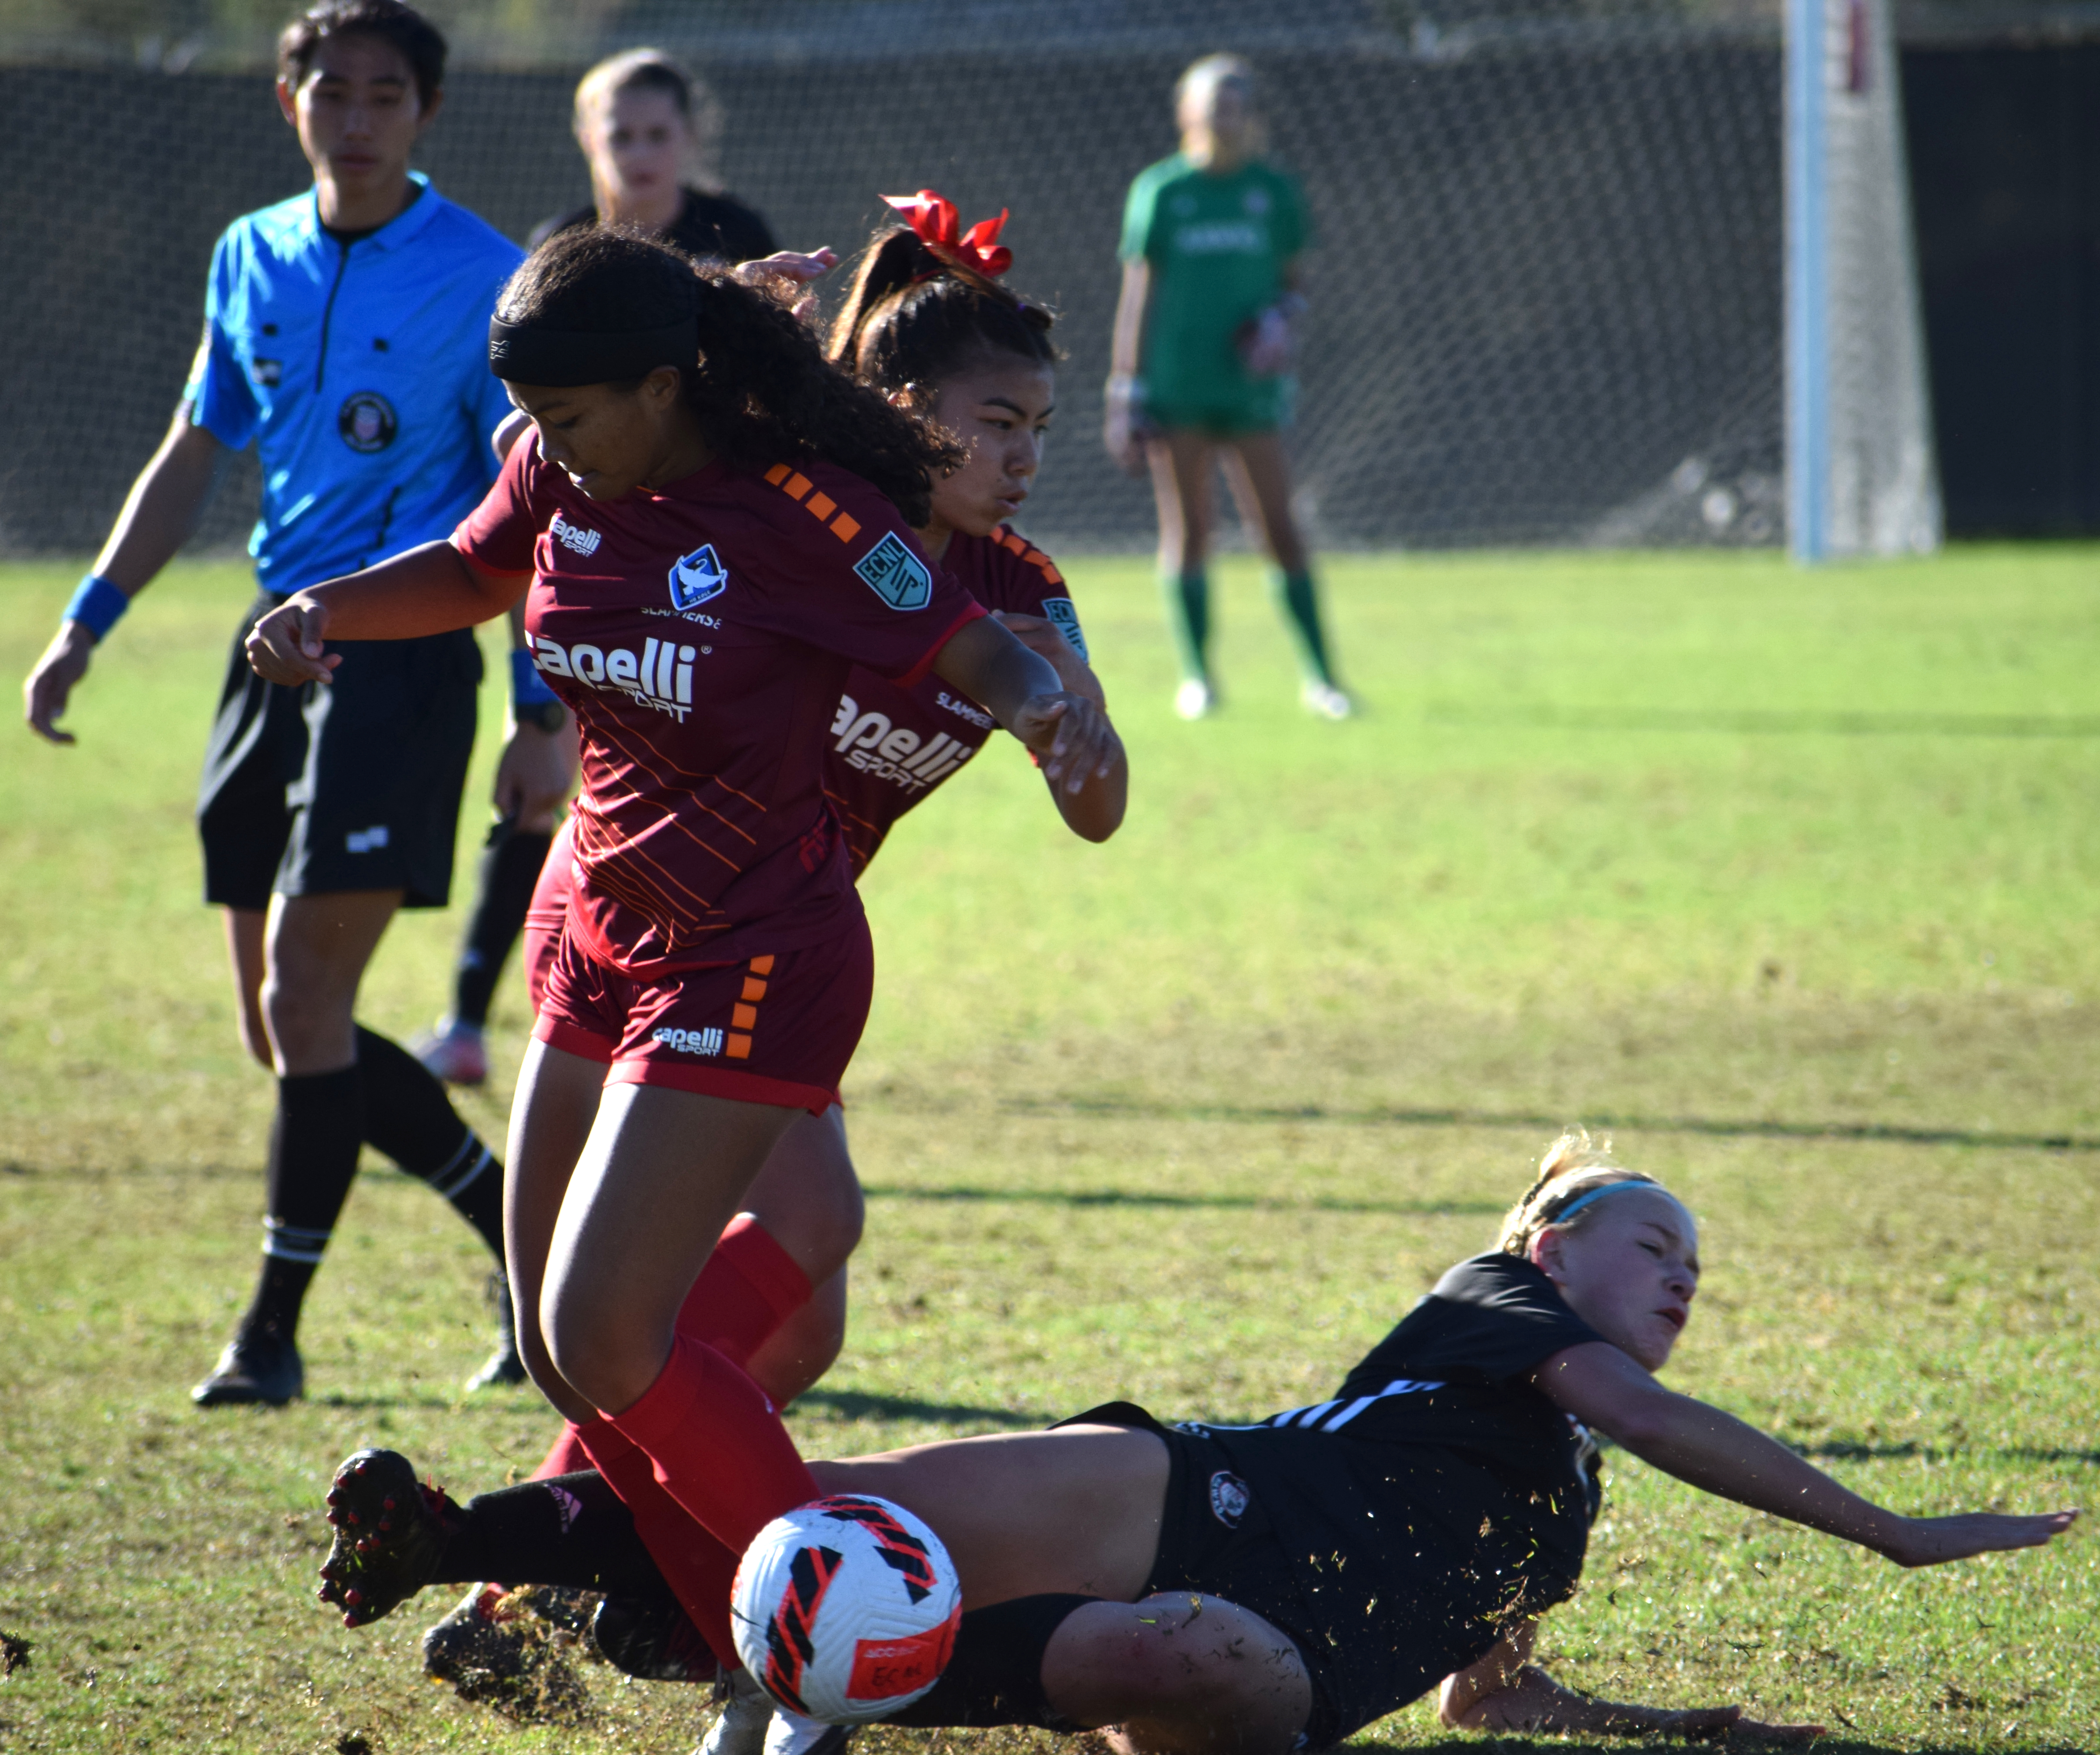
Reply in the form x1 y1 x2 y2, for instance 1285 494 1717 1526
881 188 1012 278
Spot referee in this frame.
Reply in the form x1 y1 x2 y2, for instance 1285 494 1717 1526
20 0 559 1406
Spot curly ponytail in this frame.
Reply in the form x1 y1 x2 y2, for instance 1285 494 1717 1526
827 223 1057 392
497 226 963 526
1495 1129 1685 1257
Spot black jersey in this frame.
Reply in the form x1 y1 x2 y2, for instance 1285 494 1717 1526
529 187 778 264
1072 1254 1610 1741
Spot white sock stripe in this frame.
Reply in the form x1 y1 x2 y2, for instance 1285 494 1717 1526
263 1220 330 1264
430 1140 494 1200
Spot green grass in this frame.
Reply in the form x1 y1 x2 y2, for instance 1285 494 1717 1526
0 547 2094 1754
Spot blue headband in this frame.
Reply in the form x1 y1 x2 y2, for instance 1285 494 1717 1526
1546 1180 1658 1226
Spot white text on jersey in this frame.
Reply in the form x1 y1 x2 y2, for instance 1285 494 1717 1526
535 635 696 722
551 512 603 556
831 694 977 795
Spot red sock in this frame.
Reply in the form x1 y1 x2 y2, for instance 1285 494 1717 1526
679 1213 813 1359
608 1335 819 1554
574 1415 742 1670
530 1215 814 1485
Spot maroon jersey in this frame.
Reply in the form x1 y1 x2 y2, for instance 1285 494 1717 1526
454 448 983 976
824 526 1087 873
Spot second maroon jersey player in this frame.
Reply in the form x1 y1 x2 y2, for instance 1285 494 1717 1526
827 524 1083 873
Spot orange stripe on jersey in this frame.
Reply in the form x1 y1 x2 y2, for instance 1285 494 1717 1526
741 976 769 1003
829 512 860 543
749 955 776 976
726 1033 753 1060
1026 550 1065 585
732 1003 759 1031
999 530 1028 555
764 463 791 486
806 491 837 521
783 472 813 501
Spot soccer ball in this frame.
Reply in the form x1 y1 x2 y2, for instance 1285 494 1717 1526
731 1494 962 1723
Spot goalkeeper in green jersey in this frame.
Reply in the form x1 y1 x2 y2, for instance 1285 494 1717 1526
1106 54 1349 723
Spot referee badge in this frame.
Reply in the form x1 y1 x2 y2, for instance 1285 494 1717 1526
1208 1470 1251 1528
337 391 397 453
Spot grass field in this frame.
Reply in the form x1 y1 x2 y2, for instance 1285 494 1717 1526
0 547 2094 1755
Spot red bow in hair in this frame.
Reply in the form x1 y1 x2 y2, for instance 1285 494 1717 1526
882 188 1012 278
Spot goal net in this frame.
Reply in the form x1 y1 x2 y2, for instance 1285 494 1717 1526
0 0 1933 555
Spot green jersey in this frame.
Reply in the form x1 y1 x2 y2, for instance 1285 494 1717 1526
1119 153 1309 423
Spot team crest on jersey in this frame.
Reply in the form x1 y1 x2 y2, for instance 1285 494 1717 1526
669 544 729 611
853 530 933 611
1040 597 1089 663
1208 1471 1251 1529
338 391 397 453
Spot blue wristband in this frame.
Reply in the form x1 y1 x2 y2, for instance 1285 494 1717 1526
511 647 560 708
64 574 130 642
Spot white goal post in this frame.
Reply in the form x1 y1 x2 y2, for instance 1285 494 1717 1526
1785 0 1943 561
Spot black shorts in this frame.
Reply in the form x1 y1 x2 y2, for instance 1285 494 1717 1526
197 594 481 911
1061 1402 1476 1751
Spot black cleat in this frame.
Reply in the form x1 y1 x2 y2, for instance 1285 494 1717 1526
591 1590 720 1685
192 1327 304 1407
465 1272 528 1392
317 1448 463 1628
423 1583 603 1697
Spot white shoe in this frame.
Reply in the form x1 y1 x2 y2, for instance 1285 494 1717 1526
1174 678 1217 720
764 1707 854 1755
411 1017 488 1086
1301 681 1354 720
696 1669 773 1755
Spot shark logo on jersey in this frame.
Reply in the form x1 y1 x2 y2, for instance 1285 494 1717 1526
669 544 728 612
852 530 933 611
1039 597 1089 663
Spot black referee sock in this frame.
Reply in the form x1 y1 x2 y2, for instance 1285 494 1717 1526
356 1026 505 1261
245 1063 366 1343
437 1472 677 1598
454 819 553 1030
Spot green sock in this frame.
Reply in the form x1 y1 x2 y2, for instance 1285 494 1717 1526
1270 568 1335 687
1160 568 1211 685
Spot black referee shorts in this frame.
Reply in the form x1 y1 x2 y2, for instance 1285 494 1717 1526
197 594 481 912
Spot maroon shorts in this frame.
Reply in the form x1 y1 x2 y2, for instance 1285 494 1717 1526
533 914 874 1116
523 816 577 1015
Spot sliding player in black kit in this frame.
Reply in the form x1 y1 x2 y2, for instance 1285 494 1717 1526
307 1132 2075 1751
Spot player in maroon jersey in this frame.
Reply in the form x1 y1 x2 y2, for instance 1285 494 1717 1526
510 192 1119 1411
414 202 1128 1726
243 225 1123 1687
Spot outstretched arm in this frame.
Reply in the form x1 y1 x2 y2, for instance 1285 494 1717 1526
931 616 1124 806
24 413 228 744
245 541 527 687
1440 1622 1823 1743
989 611 1126 842
1535 1342 2078 1566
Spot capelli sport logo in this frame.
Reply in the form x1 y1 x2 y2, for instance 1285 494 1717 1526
534 635 697 722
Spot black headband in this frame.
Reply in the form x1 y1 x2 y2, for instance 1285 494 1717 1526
487 315 698 386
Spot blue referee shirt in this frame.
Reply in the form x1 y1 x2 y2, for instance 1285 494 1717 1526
185 173 522 593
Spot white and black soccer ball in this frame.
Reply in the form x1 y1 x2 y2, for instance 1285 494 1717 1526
731 1494 962 1723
